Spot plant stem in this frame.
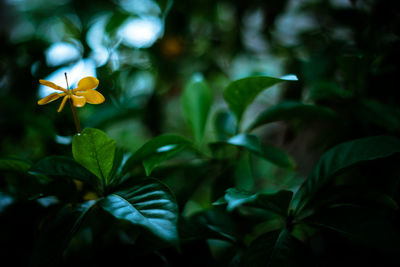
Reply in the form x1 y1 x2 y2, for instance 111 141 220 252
69 100 82 133
65 72 82 134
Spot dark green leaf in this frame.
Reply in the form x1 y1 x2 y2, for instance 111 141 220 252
122 134 192 176
30 201 96 267
108 147 126 186
213 109 237 141
99 178 179 244
105 12 131 35
223 188 293 216
304 205 400 251
181 209 237 243
309 81 353 101
243 229 307 267
29 156 96 185
358 99 400 132
224 134 295 169
223 75 297 122
293 135 400 214
0 158 31 173
247 101 337 131
72 128 116 185
181 78 212 142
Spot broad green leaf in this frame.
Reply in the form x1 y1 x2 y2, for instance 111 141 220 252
223 75 297 122
226 134 295 169
213 109 237 141
29 156 96 185
293 135 400 214
181 78 212 142
247 101 337 131
243 229 308 267
99 178 179 244
72 128 116 184
304 205 400 250
0 158 31 173
122 134 192 176
223 188 293 216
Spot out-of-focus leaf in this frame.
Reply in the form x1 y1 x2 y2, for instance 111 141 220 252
72 128 116 185
304 205 400 251
247 101 337 131
30 201 97 267
99 178 179 244
301 185 399 212
29 156 96 185
122 134 192 176
293 135 400 215
358 99 400 132
218 134 295 169
181 78 212 143
309 81 353 101
222 188 293 216
243 229 308 267
180 208 237 243
0 158 31 173
223 75 297 122
105 12 131 35
213 109 237 141
60 16 81 38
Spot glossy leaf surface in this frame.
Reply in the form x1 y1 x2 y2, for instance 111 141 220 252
72 128 116 184
99 178 179 244
223 75 297 122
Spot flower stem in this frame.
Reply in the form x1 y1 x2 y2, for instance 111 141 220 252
69 100 82 133
65 72 82 134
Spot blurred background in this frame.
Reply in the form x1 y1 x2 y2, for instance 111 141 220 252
2 0 400 266
1 0 400 164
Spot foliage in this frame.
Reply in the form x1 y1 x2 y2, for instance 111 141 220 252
1 0 400 266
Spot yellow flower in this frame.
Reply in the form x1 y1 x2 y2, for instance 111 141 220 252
38 76 105 112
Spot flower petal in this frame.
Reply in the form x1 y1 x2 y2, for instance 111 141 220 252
74 89 105 104
71 94 86 107
58 95 69 113
39 80 66 92
75 77 99 91
38 92 66 105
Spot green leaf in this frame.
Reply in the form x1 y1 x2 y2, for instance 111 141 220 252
72 128 116 185
247 101 337 131
223 75 297 122
223 188 293 216
358 99 400 132
99 178 179 244
105 12 131 35
0 158 31 173
304 205 400 250
108 147 126 186
243 229 308 267
293 135 400 214
181 208 237 243
309 81 353 101
29 156 96 185
225 134 295 169
122 134 192 176
181 78 212 142
213 109 237 141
